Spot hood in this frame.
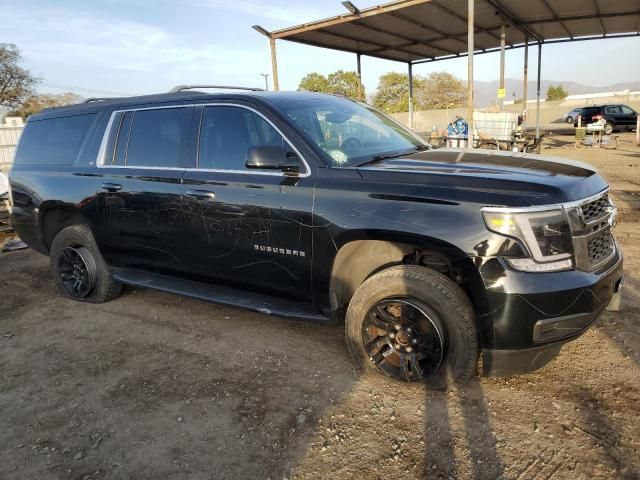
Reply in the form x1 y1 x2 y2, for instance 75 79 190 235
357 149 608 207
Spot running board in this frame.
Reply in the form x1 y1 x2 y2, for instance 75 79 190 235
112 269 331 322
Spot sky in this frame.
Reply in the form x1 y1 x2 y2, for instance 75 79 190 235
3 0 640 98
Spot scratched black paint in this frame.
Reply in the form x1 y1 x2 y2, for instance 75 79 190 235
9 91 622 374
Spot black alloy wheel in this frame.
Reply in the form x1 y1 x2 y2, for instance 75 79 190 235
57 246 97 298
362 298 445 382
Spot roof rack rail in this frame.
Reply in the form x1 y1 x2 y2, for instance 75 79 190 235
83 98 109 103
169 84 264 93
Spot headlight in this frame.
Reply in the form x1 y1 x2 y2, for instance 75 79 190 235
482 208 574 272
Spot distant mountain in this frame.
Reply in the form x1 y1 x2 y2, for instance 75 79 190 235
474 79 640 107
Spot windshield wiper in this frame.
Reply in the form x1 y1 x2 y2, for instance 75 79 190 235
355 145 429 167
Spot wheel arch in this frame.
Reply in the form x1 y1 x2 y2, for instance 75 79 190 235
328 231 488 320
38 202 94 252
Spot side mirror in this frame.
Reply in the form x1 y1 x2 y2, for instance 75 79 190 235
245 146 301 173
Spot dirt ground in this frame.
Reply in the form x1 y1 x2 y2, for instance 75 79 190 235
1 133 639 480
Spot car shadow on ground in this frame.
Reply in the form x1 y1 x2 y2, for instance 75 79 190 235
424 381 505 479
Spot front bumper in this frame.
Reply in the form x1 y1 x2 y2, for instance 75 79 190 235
478 252 623 377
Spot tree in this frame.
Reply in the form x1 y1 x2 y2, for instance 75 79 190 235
0 43 38 109
419 72 467 110
9 92 84 119
298 70 364 100
372 71 466 113
546 84 568 101
372 72 415 113
298 73 329 93
327 70 364 100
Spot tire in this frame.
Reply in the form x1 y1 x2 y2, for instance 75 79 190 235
50 224 121 303
345 265 478 389
604 123 614 135
566 116 573 124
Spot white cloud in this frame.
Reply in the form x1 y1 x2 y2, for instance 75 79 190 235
3 4 269 95
195 0 327 26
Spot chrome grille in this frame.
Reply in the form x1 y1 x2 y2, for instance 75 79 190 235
581 194 610 223
569 191 617 271
587 233 614 266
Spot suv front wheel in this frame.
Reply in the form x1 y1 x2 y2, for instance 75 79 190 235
345 265 478 389
50 224 122 303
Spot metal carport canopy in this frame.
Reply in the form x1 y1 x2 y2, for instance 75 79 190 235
265 0 640 64
253 0 640 138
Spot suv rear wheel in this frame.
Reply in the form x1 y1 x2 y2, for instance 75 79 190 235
345 265 478 389
604 123 614 135
50 224 121 303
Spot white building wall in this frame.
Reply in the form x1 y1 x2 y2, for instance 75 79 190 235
0 126 23 172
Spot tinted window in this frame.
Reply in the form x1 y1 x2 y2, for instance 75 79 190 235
124 107 190 168
621 105 635 114
198 106 296 171
15 113 97 166
605 105 622 114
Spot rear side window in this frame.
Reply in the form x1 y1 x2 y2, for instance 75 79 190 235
605 105 622 114
14 113 97 166
103 107 190 168
124 108 190 168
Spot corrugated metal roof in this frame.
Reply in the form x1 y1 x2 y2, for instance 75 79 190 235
268 0 640 63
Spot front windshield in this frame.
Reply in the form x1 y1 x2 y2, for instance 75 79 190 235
272 96 428 167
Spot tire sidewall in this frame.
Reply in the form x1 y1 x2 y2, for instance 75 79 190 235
50 225 119 303
346 266 478 389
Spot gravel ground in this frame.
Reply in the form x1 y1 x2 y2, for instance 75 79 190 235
0 134 639 480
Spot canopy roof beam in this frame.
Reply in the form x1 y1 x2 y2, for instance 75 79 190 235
428 1 502 44
484 0 542 42
522 10 640 26
312 28 434 59
351 20 460 56
388 11 470 48
539 0 574 39
388 10 513 50
411 32 640 64
270 0 432 40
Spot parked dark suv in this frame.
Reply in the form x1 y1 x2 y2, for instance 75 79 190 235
8 87 623 388
574 104 638 134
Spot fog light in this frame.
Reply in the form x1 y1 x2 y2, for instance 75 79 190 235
507 258 573 272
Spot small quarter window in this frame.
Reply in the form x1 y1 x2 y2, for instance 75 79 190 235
15 113 97 166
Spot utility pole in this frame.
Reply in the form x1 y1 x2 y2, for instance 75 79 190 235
498 21 506 111
467 0 474 146
260 73 270 91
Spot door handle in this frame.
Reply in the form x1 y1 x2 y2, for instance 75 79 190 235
101 183 122 192
185 189 216 201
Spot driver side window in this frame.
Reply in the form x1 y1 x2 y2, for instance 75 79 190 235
197 106 302 172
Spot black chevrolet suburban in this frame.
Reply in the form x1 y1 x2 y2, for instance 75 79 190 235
8 87 623 388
